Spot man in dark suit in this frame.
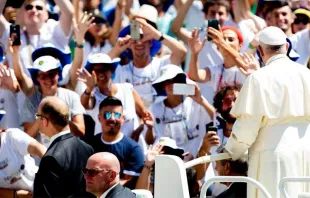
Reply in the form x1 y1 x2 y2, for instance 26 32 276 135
84 152 136 198
33 96 94 197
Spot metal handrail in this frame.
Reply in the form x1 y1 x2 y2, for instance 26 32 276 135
184 153 231 169
200 176 272 198
279 177 310 198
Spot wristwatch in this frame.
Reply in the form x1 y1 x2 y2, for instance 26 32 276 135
75 41 84 48
158 32 165 42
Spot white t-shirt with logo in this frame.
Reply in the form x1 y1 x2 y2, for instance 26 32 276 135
290 28 310 66
0 128 38 191
149 97 211 157
207 64 246 92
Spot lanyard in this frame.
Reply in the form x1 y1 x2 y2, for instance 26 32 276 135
216 64 237 92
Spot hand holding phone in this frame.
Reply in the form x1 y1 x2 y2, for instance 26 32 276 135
205 19 219 41
130 21 140 41
10 24 21 46
173 83 195 96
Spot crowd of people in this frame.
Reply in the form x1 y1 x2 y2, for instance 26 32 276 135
0 0 310 197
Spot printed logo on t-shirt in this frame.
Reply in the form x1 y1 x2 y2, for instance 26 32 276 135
0 158 9 170
4 169 23 184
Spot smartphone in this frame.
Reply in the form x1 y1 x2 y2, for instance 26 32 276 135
173 83 195 96
207 126 218 134
130 21 140 41
205 19 219 41
10 24 21 46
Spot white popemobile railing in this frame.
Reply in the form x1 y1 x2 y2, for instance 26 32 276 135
154 153 272 198
279 177 310 198
200 176 272 198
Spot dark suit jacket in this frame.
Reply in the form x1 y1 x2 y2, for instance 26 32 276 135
105 184 136 198
33 133 95 197
216 182 247 198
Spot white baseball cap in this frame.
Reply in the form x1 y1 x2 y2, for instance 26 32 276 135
259 26 287 45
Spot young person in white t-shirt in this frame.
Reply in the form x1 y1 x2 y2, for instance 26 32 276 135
146 64 215 157
0 0 74 72
188 26 258 95
9 43 86 147
0 111 46 197
79 53 151 143
108 14 187 107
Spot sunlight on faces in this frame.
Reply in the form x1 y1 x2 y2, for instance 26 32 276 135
92 64 113 84
88 23 109 37
271 6 294 32
205 5 229 26
130 39 152 59
36 69 59 91
98 106 124 135
23 0 48 26
219 29 242 55
222 89 238 112
84 159 115 194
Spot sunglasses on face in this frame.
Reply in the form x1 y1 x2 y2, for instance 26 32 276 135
294 17 309 25
82 168 109 177
25 4 44 11
37 70 59 80
103 111 122 120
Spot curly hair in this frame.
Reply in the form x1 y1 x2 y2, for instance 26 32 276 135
213 85 241 112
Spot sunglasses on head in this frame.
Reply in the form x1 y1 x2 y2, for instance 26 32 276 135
82 168 108 177
103 111 122 120
25 4 44 11
294 17 309 25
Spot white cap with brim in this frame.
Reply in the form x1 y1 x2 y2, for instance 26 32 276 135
85 53 120 72
28 56 62 85
259 26 287 45
152 64 195 96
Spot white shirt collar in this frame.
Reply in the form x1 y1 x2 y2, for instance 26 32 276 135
48 130 71 149
99 182 119 198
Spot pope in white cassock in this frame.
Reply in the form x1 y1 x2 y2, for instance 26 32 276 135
225 26 310 198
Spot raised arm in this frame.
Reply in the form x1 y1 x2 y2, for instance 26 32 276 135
170 0 193 43
108 0 126 45
0 0 8 39
79 68 96 110
8 39 35 96
188 28 211 82
69 13 95 90
0 64 20 93
54 0 74 36
135 18 187 65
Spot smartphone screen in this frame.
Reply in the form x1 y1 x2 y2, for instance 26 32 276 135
207 19 219 41
173 83 195 96
130 21 140 41
10 24 21 46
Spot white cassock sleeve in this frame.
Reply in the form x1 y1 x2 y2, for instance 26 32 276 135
225 114 263 160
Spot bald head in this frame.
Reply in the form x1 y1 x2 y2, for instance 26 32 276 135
38 96 69 131
88 152 120 174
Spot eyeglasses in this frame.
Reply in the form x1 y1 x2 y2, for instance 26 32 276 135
294 17 309 25
37 70 59 80
103 111 122 120
82 168 110 177
34 113 48 120
25 4 44 11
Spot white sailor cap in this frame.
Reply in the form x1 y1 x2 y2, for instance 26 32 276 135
259 26 287 45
